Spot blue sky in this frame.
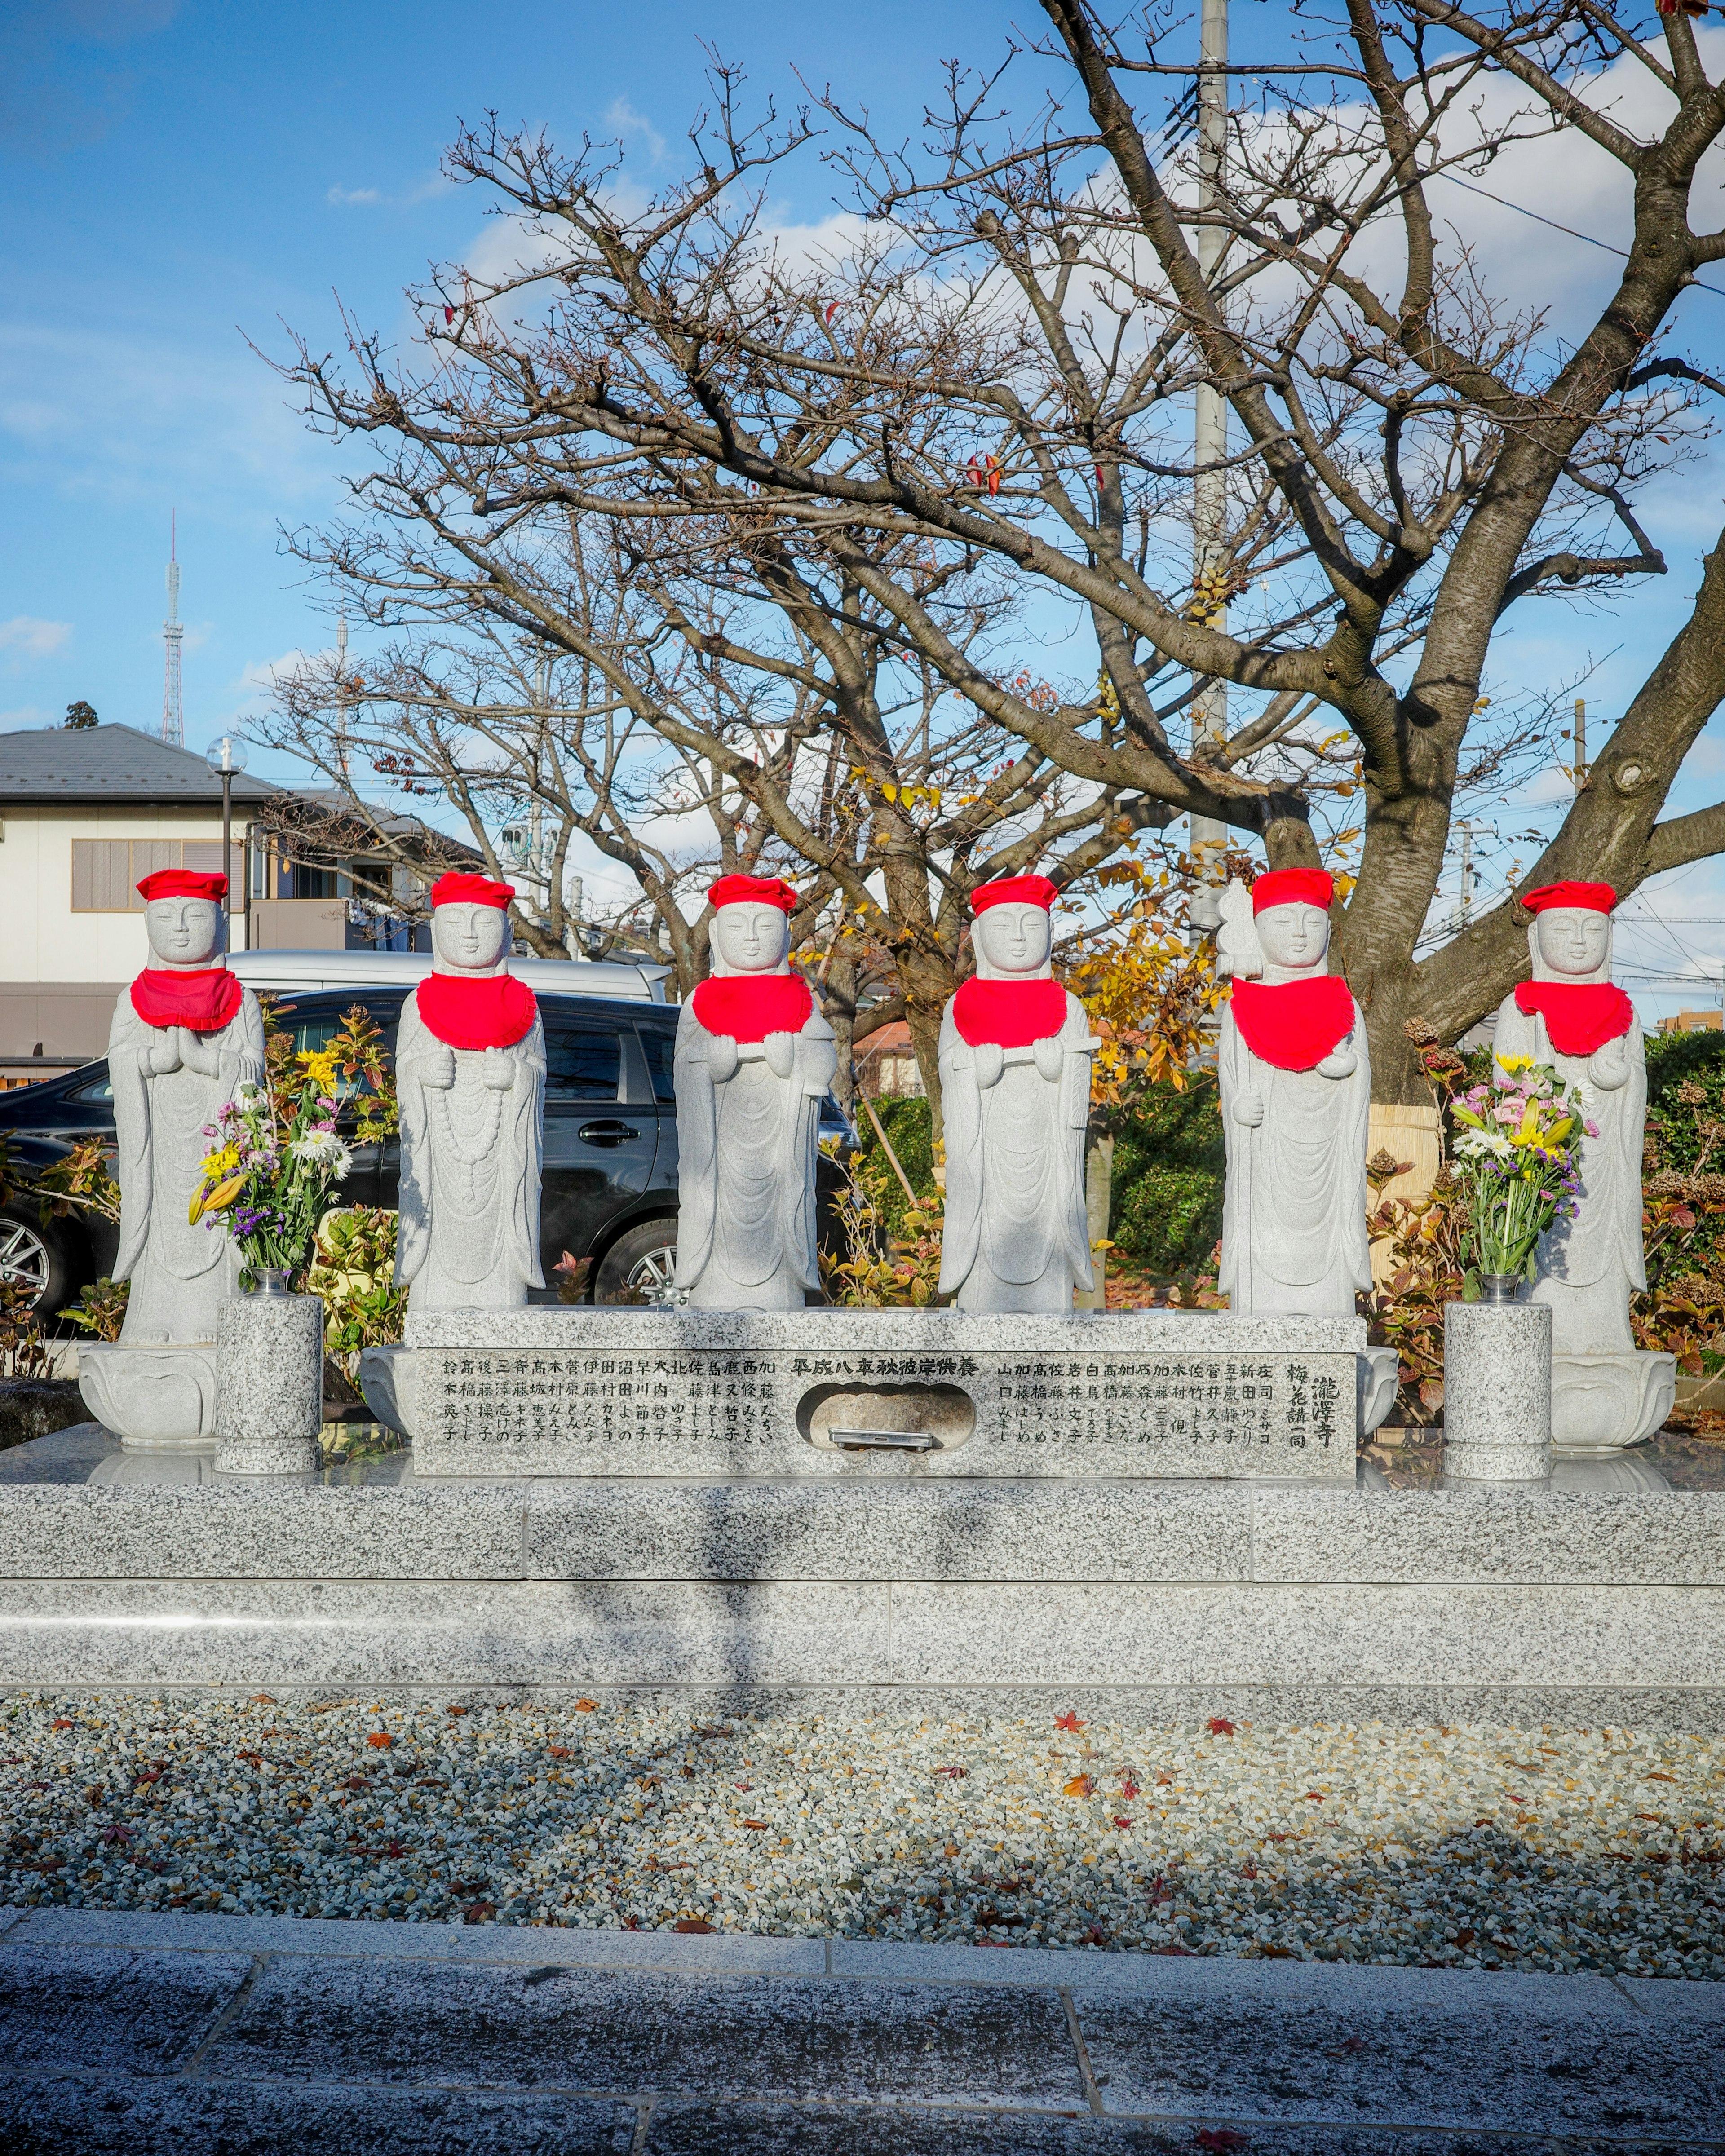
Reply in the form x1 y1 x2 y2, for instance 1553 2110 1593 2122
3 0 1724 1014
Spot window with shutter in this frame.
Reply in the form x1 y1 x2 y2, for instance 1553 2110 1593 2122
70 839 217 910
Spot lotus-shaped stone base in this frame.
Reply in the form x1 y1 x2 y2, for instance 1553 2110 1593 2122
78 1342 218 1450
1550 1350 1676 1454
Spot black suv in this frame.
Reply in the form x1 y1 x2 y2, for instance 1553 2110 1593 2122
0 988 855 1317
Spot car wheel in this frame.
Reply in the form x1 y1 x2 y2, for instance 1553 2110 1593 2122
0 1209 71 1317
592 1219 679 1304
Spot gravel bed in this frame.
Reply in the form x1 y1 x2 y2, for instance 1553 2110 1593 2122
2 1695 1721 1978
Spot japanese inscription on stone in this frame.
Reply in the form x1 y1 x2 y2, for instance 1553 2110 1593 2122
995 1354 1343 1452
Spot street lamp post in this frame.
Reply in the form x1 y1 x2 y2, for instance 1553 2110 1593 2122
205 734 250 948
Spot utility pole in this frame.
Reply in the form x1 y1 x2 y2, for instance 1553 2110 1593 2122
162 514 184 749
1188 0 1230 937
1456 821 1477 930
335 617 351 788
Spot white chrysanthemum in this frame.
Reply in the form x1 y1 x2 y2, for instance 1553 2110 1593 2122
291 1131 353 1178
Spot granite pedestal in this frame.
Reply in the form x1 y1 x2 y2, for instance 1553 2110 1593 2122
0 1419 1722 1720
359 1307 1398 1482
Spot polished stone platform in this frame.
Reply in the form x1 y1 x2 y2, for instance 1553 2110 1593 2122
360 1307 1397 1483
1 1422 1722 1721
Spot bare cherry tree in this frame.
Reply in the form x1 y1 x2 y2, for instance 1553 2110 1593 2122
274 1 1725 1110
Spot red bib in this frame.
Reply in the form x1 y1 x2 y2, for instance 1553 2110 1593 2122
1230 976 1355 1073
414 971 538 1051
951 976 1070 1049
1514 979 1633 1058
692 973 813 1044
129 967 244 1034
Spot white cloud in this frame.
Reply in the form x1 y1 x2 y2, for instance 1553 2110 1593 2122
0 615 71 659
325 174 451 211
0 703 48 729
606 97 665 163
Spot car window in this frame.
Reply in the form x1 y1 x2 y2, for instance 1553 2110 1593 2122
544 1026 621 1101
72 1077 113 1103
271 1002 400 1100
639 1029 677 1105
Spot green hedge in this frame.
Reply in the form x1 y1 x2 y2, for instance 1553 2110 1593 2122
1106 1078 1226 1276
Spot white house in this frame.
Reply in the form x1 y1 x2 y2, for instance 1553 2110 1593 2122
0 723 458 1071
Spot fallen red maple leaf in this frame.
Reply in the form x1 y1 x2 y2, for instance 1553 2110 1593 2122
673 1917 715 1933
575 1699 598 1713
50 1719 74 1731
1113 1816 1133 1829
1119 1778 1141 1800
1063 1774 1095 1798
934 1766 968 1779
548 1745 571 1759
1207 1718 1236 1737
1054 1711 1085 1732
1326 2036 1367 2057
1194 2130 1249 2152
367 1733 394 1750
742 1819 769 1830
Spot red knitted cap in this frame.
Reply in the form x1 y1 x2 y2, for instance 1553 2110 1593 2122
136 870 227 903
971 874 1057 915
1522 880 1615 915
430 872 515 910
1252 868 1334 915
709 875 799 914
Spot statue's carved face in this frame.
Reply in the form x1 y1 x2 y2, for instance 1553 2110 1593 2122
713 902 789 974
144 897 222 968
431 902 509 972
1255 901 1329 973
1534 907 1610 980
974 902 1052 976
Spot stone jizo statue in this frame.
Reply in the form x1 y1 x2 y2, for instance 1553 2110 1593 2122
1488 879 1672 1449
1217 869 1371 1317
674 875 836 1310
109 870 265 1345
938 874 1097 1313
394 873 545 1311
1490 882 1641 1348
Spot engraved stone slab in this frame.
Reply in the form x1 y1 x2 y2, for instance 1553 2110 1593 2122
367 1308 1368 1482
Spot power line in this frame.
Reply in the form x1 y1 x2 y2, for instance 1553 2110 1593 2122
1433 172 1725 302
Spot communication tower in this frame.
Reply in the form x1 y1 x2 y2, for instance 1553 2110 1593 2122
162 515 184 748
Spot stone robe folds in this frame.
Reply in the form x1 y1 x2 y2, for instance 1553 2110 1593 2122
394 994 546 1311
937 991 1093 1312
674 997 836 1310
1217 1000 1371 1317
108 987 265 1344
1489 994 1644 1353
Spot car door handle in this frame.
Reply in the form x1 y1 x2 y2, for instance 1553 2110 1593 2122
577 1119 641 1147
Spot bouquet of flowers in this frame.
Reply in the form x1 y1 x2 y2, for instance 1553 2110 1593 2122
1449 1053 1592 1288
189 1007 391 1287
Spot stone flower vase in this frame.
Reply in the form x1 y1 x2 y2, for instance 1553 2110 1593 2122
213 1275 323 1475
1443 1282 1552 1483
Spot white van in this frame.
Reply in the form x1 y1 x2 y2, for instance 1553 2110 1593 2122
227 947 672 1002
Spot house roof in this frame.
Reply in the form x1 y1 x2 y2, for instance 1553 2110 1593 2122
0 722 281 806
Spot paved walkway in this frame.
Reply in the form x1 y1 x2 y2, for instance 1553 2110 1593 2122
0 1906 1719 2152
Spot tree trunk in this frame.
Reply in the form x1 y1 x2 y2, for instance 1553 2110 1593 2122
1077 1131 1115 1311
824 945 858 1117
